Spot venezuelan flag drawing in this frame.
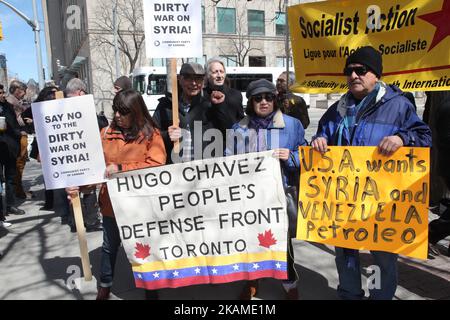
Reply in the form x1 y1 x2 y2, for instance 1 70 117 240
132 251 287 290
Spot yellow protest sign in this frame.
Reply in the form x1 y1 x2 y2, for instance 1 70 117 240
288 0 450 93
297 146 430 260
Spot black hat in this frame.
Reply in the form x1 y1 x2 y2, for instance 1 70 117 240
114 76 132 91
246 79 277 98
346 46 383 78
179 62 205 76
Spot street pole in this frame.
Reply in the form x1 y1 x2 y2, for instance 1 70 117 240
0 0 45 89
32 0 44 89
41 0 52 82
285 0 290 85
113 0 120 79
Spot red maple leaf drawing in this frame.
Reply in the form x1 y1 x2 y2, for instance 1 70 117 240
134 243 151 260
258 230 277 248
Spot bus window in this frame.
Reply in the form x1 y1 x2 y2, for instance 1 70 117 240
227 73 273 92
133 75 146 95
147 74 167 95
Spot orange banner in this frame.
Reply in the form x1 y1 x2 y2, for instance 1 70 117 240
297 146 430 260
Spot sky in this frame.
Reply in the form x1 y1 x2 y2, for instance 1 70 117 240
0 0 48 83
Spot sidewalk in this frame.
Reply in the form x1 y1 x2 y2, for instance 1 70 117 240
0 157 449 300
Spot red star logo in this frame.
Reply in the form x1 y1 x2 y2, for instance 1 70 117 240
418 0 450 51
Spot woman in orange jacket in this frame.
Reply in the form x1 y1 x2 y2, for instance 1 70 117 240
68 89 166 300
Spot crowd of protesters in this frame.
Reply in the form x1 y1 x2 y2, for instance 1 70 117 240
1 47 448 300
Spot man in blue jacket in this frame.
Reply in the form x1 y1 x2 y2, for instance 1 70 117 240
311 46 432 300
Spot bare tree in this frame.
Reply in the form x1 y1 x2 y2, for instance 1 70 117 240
88 0 146 117
237 9 263 66
90 0 145 74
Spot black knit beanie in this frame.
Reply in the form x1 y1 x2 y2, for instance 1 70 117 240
346 46 383 78
114 76 132 91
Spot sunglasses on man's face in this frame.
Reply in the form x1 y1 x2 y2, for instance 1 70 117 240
253 93 276 103
343 66 369 76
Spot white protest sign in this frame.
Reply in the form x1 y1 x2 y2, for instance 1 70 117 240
32 95 106 190
107 151 288 290
142 0 203 58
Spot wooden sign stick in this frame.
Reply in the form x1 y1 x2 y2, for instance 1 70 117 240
71 190 93 281
170 58 180 153
55 90 92 281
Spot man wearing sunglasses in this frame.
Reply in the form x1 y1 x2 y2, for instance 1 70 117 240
311 46 431 300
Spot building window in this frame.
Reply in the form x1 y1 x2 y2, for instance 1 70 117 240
248 10 265 36
219 55 238 67
202 6 205 33
152 58 166 67
276 56 293 68
217 7 236 34
276 12 286 36
249 56 266 67
187 55 207 66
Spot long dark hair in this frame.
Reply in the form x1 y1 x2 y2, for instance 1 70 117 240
34 86 60 102
111 89 158 140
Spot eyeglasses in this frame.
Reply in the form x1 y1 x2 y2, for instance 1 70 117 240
343 66 369 76
253 93 276 103
112 105 131 115
183 75 204 82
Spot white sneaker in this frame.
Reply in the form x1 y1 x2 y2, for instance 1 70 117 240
0 221 12 228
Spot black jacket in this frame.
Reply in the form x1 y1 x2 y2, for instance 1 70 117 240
0 100 22 159
277 92 310 129
153 91 235 164
428 91 450 187
19 106 35 134
203 85 244 135
153 93 214 164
